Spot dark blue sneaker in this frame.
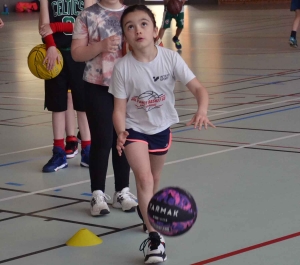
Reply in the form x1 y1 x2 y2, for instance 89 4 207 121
172 36 182 50
80 144 90 167
289 37 298 48
42 147 68 173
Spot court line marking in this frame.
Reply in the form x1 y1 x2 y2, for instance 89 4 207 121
0 146 52 157
0 133 299 203
179 96 300 122
176 108 229 113
0 96 44 100
191 231 300 265
1 96 299 158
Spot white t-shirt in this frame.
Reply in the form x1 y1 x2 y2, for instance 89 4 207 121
109 46 195 135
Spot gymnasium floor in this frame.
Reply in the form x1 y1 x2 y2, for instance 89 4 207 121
0 3 300 265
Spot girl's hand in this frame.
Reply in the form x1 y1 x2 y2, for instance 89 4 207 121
0 18 4 28
186 110 216 130
43 46 61 71
117 131 129 156
39 24 53 37
100 35 121 53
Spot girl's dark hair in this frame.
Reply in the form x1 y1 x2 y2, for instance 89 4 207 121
120 5 157 34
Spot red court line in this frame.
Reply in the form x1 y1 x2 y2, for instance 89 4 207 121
191 231 300 265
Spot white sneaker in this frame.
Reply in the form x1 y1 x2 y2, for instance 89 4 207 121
112 187 138 212
140 232 167 264
90 190 111 216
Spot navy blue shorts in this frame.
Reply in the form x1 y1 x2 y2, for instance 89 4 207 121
291 0 300 11
124 128 172 155
44 50 86 112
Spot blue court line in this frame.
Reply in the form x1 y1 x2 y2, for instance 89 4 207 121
173 105 300 134
0 159 33 167
251 81 285 85
81 193 92 197
5 182 24 186
1 105 300 168
54 189 62 192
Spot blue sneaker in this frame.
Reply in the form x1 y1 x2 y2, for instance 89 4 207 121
172 36 182 50
42 147 68 173
289 37 298 48
80 144 90 167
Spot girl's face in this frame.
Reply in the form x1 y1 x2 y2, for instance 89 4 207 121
122 10 158 50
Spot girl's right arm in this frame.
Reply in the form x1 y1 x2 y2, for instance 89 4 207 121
113 98 128 156
71 35 121 62
39 0 60 70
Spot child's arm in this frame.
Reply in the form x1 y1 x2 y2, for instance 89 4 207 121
39 0 61 71
113 98 129 156
72 34 121 62
186 78 215 129
39 0 96 37
0 18 4 28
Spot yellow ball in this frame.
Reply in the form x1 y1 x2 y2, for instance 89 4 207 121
27 44 63 80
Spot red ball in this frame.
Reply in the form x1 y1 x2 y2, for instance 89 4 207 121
167 0 183 15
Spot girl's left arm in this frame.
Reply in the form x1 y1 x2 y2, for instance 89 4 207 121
186 77 216 129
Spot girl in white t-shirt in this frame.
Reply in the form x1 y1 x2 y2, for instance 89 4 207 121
109 4 215 264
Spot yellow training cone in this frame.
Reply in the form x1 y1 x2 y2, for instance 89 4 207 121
66 228 103 247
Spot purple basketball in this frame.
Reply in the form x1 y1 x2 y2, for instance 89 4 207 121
147 187 197 236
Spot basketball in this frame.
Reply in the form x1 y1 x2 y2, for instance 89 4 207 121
167 0 183 15
27 44 63 80
147 187 197 236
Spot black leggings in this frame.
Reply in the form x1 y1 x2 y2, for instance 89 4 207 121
84 82 130 192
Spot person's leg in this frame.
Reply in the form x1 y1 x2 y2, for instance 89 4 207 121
65 92 78 158
290 9 300 47
77 111 90 141
43 63 68 173
53 111 66 139
158 9 171 40
84 82 113 215
112 128 130 191
158 27 166 40
111 128 138 212
125 142 167 263
65 92 76 136
149 154 167 194
124 142 155 232
85 84 112 192
67 56 91 166
175 27 183 39
76 110 91 167
42 111 68 172
172 11 184 49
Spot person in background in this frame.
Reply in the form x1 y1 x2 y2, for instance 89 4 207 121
289 0 300 47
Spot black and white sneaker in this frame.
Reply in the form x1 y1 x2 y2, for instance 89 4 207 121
90 190 110 216
112 187 138 212
77 131 81 144
137 205 148 233
140 232 167 264
65 136 78 159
